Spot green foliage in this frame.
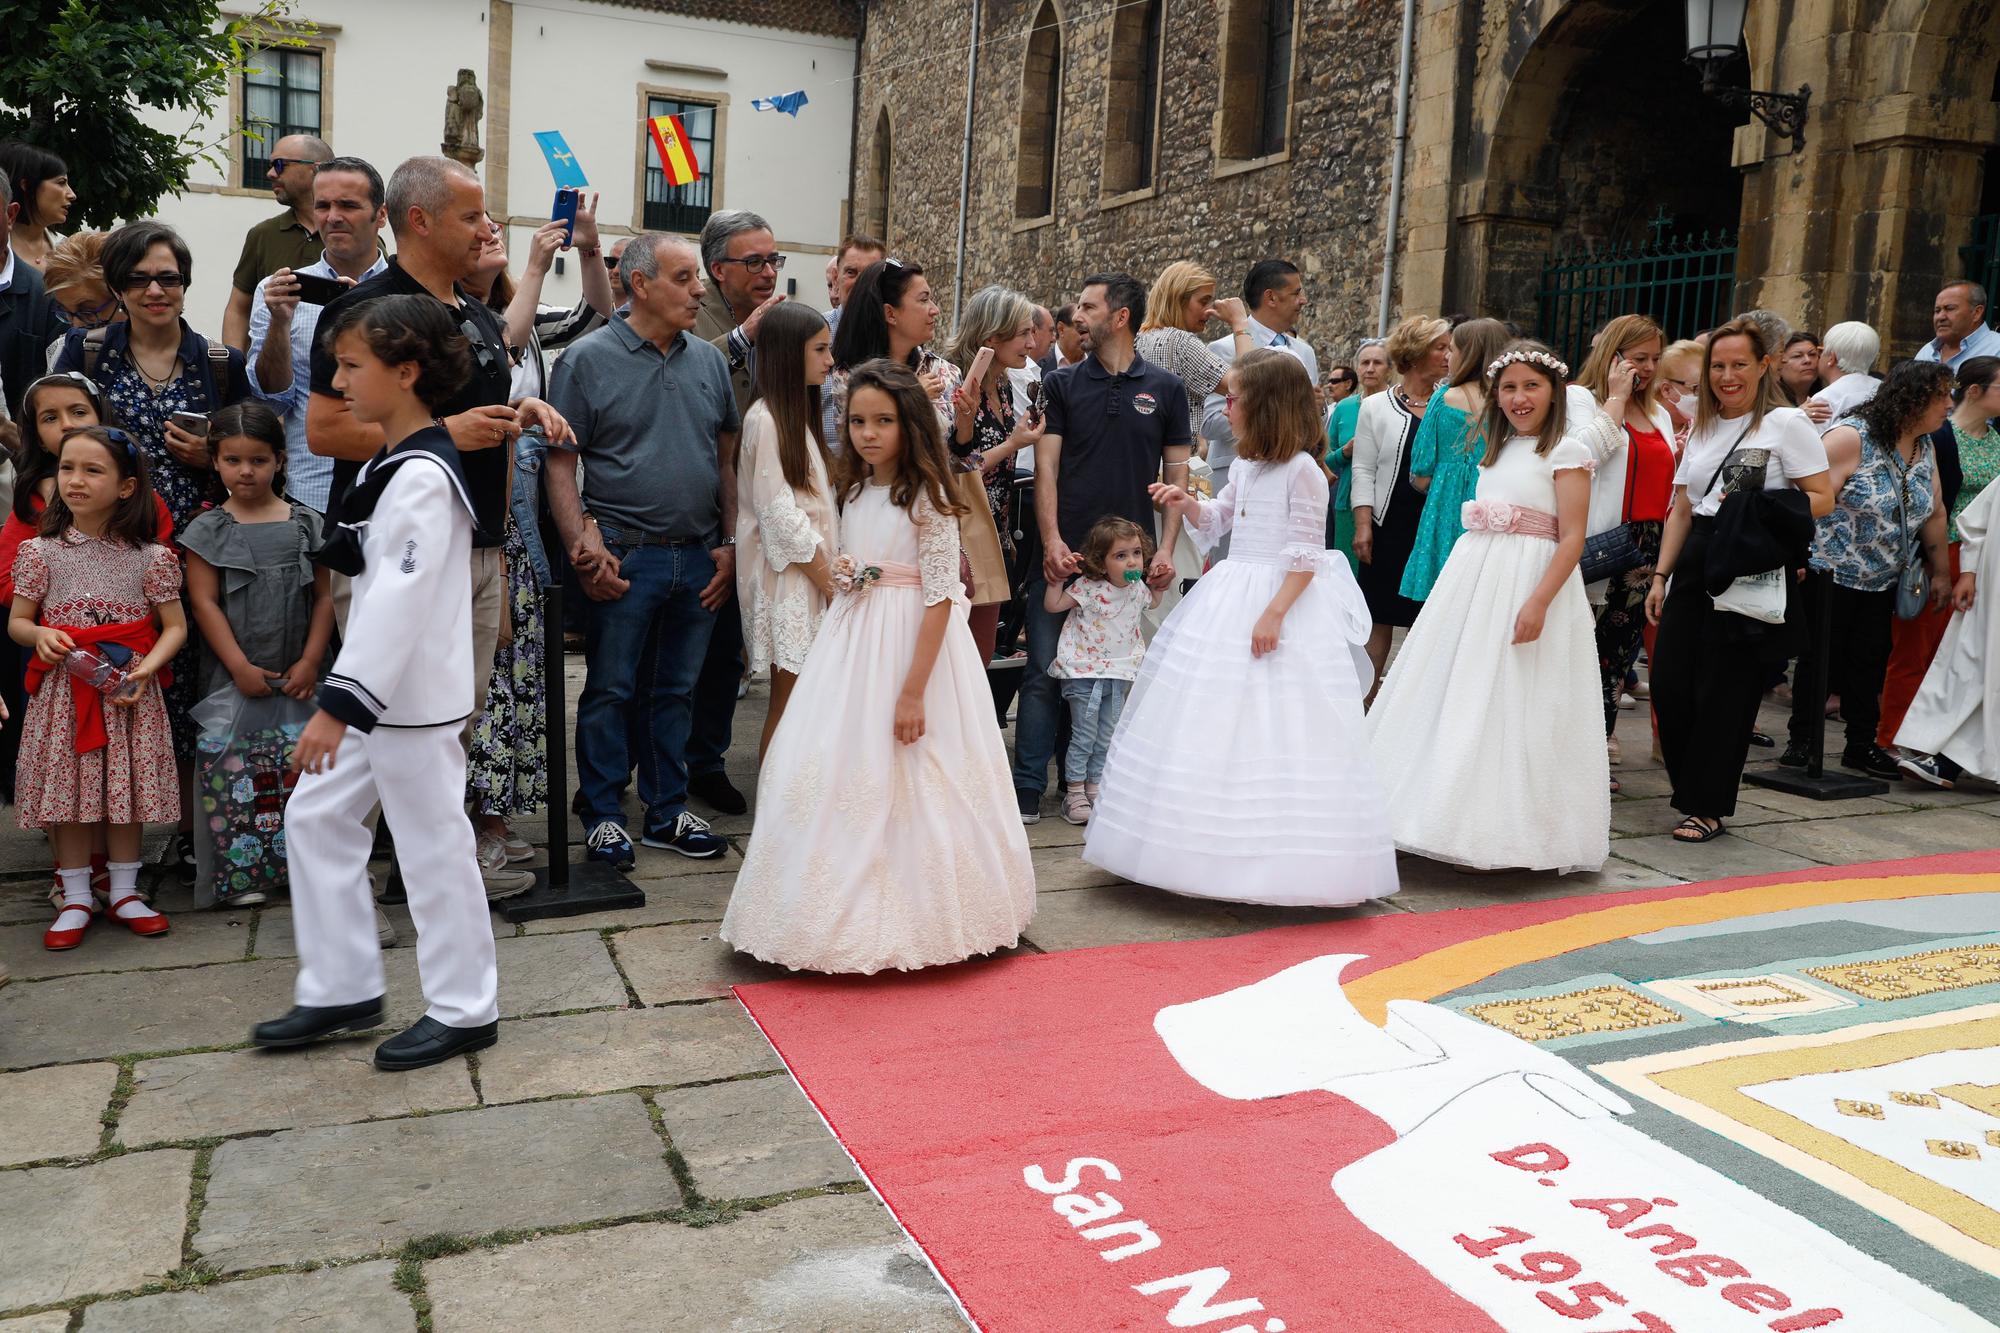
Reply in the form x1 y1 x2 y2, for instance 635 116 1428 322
0 0 303 228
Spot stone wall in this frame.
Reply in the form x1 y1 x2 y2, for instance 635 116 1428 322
855 0 1406 367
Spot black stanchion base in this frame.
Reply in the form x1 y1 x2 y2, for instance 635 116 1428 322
496 860 645 923
1743 767 1890 800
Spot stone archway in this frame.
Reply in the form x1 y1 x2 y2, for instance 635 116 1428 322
1400 0 1740 331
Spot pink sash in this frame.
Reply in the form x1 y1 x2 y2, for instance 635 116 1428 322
1461 499 1559 541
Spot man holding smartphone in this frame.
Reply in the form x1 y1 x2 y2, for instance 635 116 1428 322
246 156 390 514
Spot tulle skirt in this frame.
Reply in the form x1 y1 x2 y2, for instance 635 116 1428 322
723 586 1036 974
1083 556 1400 906
1366 530 1610 872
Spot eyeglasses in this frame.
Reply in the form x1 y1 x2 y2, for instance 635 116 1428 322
120 272 187 293
63 294 120 328
715 253 786 274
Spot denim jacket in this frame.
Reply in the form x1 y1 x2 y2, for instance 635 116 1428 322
512 429 554 588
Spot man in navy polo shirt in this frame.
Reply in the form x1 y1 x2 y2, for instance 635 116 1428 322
1014 272 1190 823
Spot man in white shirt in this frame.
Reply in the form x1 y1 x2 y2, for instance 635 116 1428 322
1051 304 1084 370
248 156 390 512
1916 281 2000 370
1802 321 1881 433
1201 259 1319 493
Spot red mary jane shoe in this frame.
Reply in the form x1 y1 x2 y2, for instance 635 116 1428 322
44 901 97 951
108 896 171 938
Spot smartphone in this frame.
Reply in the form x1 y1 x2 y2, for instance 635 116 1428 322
292 272 347 306
967 346 995 388
552 188 580 246
169 410 208 435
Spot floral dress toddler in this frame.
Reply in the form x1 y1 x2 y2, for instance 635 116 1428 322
1049 575 1149 787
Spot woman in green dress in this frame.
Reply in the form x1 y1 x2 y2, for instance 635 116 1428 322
1398 318 1512 602
1327 339 1391 574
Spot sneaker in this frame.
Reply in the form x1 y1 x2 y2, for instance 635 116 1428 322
1898 753 1956 789
477 832 512 875
1016 788 1042 825
376 905 399 948
501 832 534 863
688 770 748 816
640 810 728 859
1776 743 1810 769
1631 680 1650 700
482 864 536 901
222 890 268 908
1618 692 1637 711
1606 735 1622 765
586 820 637 870
1840 745 1903 780
1061 791 1092 825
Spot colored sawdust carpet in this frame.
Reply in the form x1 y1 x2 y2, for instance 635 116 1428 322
735 852 2000 1331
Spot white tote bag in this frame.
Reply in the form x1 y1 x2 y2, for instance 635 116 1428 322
1711 566 1788 624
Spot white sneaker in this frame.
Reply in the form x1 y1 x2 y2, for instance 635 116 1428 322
375 905 399 948
226 890 268 908
1619 692 1637 711
482 864 536 901
477 832 511 875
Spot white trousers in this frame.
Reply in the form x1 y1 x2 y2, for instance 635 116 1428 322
286 723 499 1027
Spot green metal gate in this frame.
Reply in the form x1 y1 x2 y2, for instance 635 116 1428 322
1960 214 2000 315
1537 230 1738 370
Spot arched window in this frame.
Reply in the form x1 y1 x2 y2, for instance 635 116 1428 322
1016 0 1062 220
866 107 892 242
1219 0 1295 161
1104 0 1164 195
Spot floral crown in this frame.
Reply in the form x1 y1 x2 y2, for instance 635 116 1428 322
1485 348 1570 384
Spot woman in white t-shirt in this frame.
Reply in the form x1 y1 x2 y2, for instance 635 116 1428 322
1643 318 1833 843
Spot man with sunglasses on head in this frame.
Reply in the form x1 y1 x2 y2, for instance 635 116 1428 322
305 155 570 911
0 172 66 420
224 134 333 351
247 156 390 515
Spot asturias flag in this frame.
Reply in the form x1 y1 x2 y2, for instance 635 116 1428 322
532 131 589 188
648 114 701 187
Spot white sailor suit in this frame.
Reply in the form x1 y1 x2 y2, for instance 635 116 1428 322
286 427 499 1028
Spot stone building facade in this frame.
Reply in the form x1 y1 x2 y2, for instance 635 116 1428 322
852 0 2000 366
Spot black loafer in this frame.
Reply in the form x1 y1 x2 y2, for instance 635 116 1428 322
688 770 747 816
374 1016 498 1071
251 997 386 1048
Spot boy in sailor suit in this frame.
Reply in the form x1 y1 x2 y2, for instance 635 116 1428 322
252 294 500 1071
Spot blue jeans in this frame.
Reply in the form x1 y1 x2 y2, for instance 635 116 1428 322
1010 573 1068 796
574 536 717 836
688 587 743 778
1061 677 1129 784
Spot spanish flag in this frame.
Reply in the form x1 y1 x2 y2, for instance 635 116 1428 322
648 114 701 187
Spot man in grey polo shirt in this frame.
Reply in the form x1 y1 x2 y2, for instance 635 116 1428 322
544 233 738 869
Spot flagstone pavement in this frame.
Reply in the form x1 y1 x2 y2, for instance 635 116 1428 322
2 662 1995 1331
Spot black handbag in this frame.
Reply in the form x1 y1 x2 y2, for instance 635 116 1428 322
1580 442 1645 583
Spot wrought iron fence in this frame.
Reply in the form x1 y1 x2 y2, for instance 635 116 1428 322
1537 231 1738 369
1960 214 2000 325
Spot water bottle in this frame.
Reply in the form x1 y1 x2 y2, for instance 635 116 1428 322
61 648 131 698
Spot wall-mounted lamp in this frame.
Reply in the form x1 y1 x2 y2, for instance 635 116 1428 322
1685 0 1810 151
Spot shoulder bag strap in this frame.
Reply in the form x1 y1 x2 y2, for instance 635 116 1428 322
1699 421 1756 502
81 327 108 380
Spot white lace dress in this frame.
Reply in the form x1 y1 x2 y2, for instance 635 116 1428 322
736 400 838 675
1083 452 1399 906
722 483 1036 973
1365 435 1610 872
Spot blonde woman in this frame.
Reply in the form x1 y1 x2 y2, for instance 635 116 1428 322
1137 261 1250 439
41 232 117 347
1351 315 1451 686
947 285 1046 582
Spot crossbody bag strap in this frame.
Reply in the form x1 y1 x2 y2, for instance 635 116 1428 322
1699 421 1757 503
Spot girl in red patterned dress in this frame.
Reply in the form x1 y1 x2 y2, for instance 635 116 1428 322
10 427 188 950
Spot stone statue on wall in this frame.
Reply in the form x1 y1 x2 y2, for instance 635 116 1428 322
441 69 485 168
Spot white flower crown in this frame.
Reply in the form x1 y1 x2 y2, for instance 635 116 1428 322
1485 348 1570 383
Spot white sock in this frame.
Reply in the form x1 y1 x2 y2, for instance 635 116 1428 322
106 862 159 920
54 867 92 931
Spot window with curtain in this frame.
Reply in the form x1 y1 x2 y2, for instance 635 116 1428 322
242 48 322 184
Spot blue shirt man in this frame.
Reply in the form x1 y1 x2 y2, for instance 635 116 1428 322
1916 281 2000 371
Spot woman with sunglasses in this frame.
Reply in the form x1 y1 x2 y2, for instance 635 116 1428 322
51 220 250 876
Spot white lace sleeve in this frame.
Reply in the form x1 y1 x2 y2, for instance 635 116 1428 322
747 414 823 570
1279 454 1332 571
916 494 963 607
1185 479 1239 555
1565 384 1624 467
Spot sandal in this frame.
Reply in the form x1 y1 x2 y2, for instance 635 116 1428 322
1672 816 1726 843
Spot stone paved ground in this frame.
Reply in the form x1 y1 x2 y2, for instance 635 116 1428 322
2 659 1996 1331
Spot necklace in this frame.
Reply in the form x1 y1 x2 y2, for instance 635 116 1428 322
130 344 181 390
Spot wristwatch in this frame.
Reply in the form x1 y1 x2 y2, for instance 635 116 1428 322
715 536 736 549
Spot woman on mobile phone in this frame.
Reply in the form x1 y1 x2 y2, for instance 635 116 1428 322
50 220 251 878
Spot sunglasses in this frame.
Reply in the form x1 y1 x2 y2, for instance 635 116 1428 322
602 254 620 270
120 272 187 293
267 156 311 175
